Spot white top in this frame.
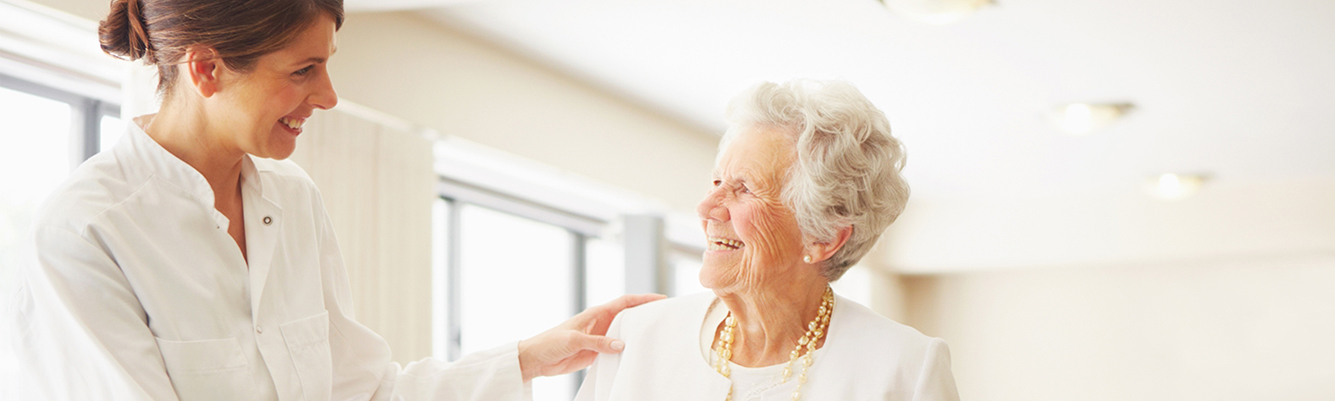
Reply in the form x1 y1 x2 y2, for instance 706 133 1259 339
575 292 960 401
697 302 802 401
9 116 526 401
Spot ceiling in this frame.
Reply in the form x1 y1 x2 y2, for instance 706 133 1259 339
371 0 1335 200
348 0 1335 271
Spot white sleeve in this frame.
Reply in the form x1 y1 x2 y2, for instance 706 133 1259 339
371 343 528 401
573 314 625 401
910 338 960 401
10 225 179 401
312 194 526 401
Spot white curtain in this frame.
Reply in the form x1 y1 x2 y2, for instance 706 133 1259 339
289 108 436 365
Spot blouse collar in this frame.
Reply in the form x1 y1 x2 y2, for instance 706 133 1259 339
118 114 263 229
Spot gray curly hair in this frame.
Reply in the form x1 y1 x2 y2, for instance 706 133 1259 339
719 80 909 281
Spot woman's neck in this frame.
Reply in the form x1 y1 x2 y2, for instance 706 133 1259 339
145 103 245 199
715 276 830 367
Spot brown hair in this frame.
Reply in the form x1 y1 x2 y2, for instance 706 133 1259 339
98 0 344 96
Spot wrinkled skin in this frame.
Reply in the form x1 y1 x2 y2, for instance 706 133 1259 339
696 124 840 367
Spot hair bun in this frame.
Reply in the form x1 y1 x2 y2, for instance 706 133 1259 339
98 0 154 63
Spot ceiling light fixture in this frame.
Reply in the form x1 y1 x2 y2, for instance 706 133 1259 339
1145 173 1209 200
1049 102 1134 135
879 0 995 24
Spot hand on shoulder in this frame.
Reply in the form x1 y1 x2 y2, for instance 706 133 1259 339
516 293 666 381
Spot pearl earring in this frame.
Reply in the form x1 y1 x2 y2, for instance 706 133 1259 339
803 255 813 263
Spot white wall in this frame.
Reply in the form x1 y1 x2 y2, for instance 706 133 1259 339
903 255 1335 401
20 0 104 21
882 178 1335 273
330 11 719 213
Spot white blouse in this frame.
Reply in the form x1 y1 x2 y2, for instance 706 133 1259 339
575 292 960 401
696 300 801 400
9 116 525 401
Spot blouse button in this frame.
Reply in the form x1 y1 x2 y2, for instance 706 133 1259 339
256 325 264 334
262 216 273 225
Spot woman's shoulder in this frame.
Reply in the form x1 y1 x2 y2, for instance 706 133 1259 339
817 297 958 399
33 150 133 234
612 292 715 331
830 295 945 358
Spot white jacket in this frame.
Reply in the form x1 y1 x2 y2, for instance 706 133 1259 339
9 116 525 401
575 292 960 401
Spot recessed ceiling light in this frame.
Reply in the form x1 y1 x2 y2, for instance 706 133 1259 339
879 0 994 24
1049 102 1134 135
1145 173 1209 200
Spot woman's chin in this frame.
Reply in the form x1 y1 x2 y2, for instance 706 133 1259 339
697 263 736 290
267 146 296 160
258 137 298 160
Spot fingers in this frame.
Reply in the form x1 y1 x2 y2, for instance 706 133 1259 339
521 331 632 380
542 349 601 378
564 350 599 371
599 293 667 313
570 293 668 337
520 331 624 381
521 296 666 380
572 332 626 354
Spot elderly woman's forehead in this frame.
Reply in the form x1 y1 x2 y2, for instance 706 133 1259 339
714 133 796 179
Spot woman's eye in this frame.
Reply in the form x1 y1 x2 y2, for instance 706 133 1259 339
294 66 314 76
739 184 751 194
712 180 722 187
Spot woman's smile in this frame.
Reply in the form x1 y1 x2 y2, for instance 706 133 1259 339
277 116 307 136
707 236 745 252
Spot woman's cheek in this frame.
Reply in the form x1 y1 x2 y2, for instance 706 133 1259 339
741 200 802 263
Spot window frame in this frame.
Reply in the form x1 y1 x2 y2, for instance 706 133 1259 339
0 72 121 164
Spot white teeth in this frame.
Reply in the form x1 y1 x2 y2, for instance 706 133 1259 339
708 237 744 250
280 117 305 130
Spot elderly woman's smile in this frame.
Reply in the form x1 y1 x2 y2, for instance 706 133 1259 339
707 237 744 251
697 125 811 292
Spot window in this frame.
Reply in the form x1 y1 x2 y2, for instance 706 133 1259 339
0 74 121 399
432 185 606 401
670 250 709 297
583 237 626 308
458 204 577 399
100 114 126 153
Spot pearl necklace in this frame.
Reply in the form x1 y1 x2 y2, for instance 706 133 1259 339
713 287 834 401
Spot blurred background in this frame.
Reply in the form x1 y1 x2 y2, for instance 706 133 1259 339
1 0 1333 399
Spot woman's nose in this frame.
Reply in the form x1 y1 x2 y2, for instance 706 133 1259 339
696 187 728 222
310 69 339 110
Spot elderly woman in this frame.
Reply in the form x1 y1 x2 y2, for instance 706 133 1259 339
575 80 959 401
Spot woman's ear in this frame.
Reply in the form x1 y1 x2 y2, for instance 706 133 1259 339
805 225 853 264
182 47 223 98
